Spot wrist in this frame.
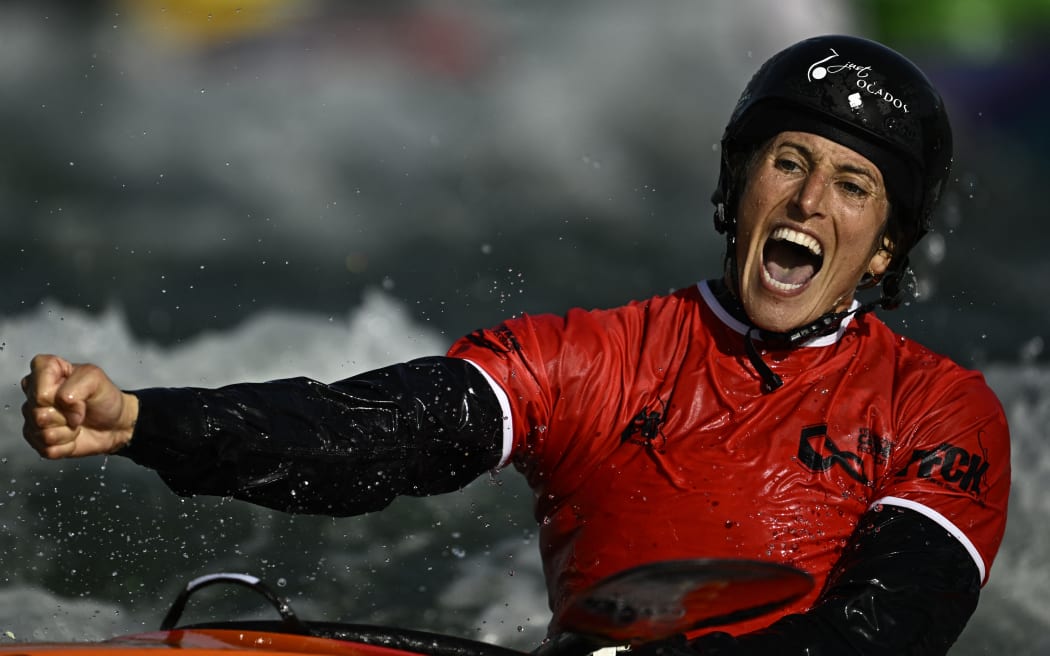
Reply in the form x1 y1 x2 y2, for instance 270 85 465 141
112 392 139 452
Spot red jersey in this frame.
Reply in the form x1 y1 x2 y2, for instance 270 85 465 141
446 281 1010 637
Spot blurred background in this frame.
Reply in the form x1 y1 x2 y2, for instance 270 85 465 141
0 1 1047 654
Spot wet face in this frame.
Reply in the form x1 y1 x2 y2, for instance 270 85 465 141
732 131 893 333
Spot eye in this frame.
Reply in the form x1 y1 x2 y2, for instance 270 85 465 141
773 156 803 174
838 179 871 198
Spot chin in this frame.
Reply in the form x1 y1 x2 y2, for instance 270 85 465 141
752 315 803 335
742 290 822 335
742 305 800 334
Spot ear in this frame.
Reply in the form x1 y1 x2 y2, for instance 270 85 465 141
868 234 895 277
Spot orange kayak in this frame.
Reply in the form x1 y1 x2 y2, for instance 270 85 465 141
0 561 811 656
0 620 529 656
0 627 453 655
0 573 528 656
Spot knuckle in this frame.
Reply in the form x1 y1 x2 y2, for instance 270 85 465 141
32 406 58 427
30 353 54 370
37 426 59 446
38 427 74 453
77 363 100 375
41 444 71 460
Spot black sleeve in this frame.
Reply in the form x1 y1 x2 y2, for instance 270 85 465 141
638 505 981 656
117 356 505 516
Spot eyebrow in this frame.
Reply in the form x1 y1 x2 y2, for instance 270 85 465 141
778 139 880 183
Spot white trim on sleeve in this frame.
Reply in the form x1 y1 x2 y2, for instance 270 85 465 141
462 359 515 469
871 496 987 583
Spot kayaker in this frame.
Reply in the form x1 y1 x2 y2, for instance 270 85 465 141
20 34 1009 655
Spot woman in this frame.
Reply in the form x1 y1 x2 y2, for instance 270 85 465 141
21 35 1009 655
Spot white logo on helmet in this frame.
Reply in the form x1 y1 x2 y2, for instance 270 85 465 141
806 48 910 113
807 49 839 81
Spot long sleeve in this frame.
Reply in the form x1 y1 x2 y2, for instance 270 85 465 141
636 505 981 655
118 356 505 516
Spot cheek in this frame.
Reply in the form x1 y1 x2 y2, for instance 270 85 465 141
735 181 773 238
733 219 763 271
836 225 887 278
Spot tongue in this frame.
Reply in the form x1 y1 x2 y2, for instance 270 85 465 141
764 240 817 286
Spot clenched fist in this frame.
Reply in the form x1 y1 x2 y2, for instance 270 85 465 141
20 354 139 459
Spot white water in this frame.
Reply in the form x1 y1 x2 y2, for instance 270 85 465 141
0 294 1047 653
0 292 549 646
0 0 1045 653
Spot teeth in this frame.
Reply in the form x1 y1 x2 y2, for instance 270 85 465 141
770 227 822 257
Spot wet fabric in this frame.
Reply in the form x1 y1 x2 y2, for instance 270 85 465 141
122 357 504 515
447 280 1010 637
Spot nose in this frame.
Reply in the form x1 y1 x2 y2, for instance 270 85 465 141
791 171 830 218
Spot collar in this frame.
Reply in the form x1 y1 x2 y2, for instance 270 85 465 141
696 279 859 348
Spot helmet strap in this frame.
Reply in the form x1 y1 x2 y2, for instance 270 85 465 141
714 275 903 394
744 300 884 394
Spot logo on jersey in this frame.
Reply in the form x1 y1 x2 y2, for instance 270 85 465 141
797 424 992 499
893 441 991 498
621 400 669 451
796 424 891 486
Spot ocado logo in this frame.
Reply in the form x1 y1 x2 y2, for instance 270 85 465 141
806 48 910 113
807 49 840 81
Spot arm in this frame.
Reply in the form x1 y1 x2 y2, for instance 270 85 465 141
641 504 980 656
23 354 505 516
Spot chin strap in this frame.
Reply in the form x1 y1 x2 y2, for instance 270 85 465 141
743 291 898 394
744 328 784 393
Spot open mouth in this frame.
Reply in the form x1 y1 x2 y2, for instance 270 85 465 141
762 226 823 292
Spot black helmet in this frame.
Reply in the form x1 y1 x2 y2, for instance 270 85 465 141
712 34 953 307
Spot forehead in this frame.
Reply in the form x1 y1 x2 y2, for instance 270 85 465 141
769 131 885 184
